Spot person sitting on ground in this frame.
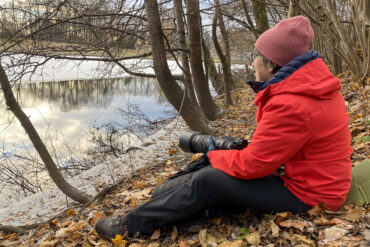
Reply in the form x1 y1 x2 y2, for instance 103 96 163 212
95 15 352 239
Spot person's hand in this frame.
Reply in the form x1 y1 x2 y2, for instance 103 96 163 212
207 136 216 153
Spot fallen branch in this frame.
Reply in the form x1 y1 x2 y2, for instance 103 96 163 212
0 223 40 234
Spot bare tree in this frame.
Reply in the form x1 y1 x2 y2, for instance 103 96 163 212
288 0 301 17
186 0 222 121
252 0 270 34
173 0 198 106
202 35 223 95
0 64 90 204
212 0 233 106
241 0 260 39
144 0 214 134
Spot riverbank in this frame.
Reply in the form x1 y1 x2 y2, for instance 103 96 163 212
0 117 187 226
1 71 369 246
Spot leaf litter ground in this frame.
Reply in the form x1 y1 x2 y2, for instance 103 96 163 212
0 72 369 246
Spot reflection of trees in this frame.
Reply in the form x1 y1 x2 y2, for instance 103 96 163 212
14 77 165 112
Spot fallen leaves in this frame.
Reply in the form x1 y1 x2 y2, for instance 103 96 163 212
88 211 107 226
133 181 147 189
291 234 315 247
346 204 366 222
2 78 370 247
150 229 160 241
269 220 279 237
111 234 127 247
55 221 86 238
318 226 348 241
279 219 310 231
245 231 260 245
217 239 246 247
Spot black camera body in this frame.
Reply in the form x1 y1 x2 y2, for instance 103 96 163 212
179 131 248 153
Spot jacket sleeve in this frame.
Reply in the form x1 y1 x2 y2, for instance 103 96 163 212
208 99 312 179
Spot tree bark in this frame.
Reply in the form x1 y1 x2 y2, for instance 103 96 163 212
241 0 260 39
288 0 301 18
0 64 90 204
252 0 269 34
186 0 221 121
144 0 213 134
213 0 233 106
202 36 223 95
173 0 198 106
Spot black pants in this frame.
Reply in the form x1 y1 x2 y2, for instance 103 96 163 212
125 166 311 234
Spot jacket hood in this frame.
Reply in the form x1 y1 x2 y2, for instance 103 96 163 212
247 51 341 105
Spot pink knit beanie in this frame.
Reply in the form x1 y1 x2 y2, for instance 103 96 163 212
255 15 314 67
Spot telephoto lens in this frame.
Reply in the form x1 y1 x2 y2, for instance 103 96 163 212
179 131 248 153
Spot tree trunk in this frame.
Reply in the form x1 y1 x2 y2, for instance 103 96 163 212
173 0 198 106
0 64 90 204
202 36 223 95
288 0 301 18
217 0 234 90
144 0 213 134
213 0 233 106
252 0 269 34
186 0 221 121
331 43 342 75
241 0 259 39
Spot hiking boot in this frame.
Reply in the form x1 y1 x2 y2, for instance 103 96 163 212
95 216 127 240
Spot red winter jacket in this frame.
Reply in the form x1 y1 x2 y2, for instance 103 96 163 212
208 51 352 211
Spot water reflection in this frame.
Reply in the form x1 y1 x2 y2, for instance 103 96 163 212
0 76 170 153
14 77 167 111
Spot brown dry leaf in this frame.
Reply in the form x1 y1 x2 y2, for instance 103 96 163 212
6 233 17 240
111 234 127 247
318 226 347 241
0 239 21 247
170 225 178 241
66 209 77 217
50 219 60 227
147 243 159 247
212 217 223 225
269 220 280 237
338 235 368 247
179 241 190 247
363 229 370 241
346 205 365 222
55 221 86 239
129 188 152 201
217 239 247 247
279 220 309 231
245 232 260 245
89 211 107 226
307 202 330 217
168 148 177 155
191 153 203 161
166 160 173 166
150 229 160 240
198 229 207 245
328 218 353 229
198 229 219 247
291 234 315 247
314 216 336 226
276 211 292 221
128 243 144 247
131 199 138 209
40 238 59 247
133 181 147 189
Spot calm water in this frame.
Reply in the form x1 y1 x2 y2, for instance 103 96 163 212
0 76 171 155
0 56 177 206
